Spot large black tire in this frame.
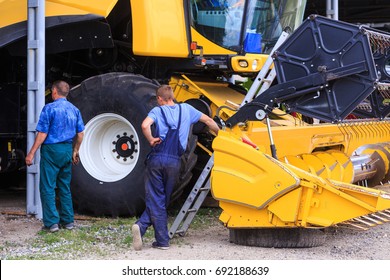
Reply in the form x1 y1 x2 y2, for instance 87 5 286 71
229 228 327 248
68 73 198 217
68 73 159 217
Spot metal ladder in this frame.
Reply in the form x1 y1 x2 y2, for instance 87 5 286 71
169 155 214 238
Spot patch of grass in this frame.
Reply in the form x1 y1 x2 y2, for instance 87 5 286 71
4 218 139 260
1 207 221 260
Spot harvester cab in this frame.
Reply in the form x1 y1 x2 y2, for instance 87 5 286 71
209 14 390 247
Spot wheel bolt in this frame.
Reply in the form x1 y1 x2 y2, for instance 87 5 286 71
112 141 116 145
116 135 120 138
130 156 134 159
123 132 127 136
116 155 120 159
123 158 127 162
112 149 116 153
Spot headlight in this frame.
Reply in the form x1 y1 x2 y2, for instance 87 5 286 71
238 60 248 68
252 59 258 70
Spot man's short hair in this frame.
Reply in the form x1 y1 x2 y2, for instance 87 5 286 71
52 80 70 97
156 85 174 101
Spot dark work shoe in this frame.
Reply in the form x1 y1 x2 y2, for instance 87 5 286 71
132 224 143 251
152 241 169 250
64 223 74 230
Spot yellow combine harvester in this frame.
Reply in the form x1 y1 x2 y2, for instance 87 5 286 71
207 15 390 247
0 0 308 217
1 1 390 247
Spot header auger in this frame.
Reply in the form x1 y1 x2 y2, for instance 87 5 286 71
210 15 390 248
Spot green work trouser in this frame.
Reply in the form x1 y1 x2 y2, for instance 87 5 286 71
39 143 74 227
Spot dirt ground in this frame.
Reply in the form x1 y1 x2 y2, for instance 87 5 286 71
1 187 390 260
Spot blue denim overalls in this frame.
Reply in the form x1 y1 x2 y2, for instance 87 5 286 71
137 105 183 246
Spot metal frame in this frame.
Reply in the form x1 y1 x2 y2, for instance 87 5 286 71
26 0 45 219
326 0 339 20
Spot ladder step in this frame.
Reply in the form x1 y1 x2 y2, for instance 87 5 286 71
169 155 214 238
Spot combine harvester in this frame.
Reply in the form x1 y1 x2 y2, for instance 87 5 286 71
209 15 390 247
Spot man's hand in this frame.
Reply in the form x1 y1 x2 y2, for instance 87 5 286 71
72 151 80 165
25 152 35 166
149 137 162 147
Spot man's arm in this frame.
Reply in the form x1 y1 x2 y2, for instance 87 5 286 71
199 114 220 134
141 116 161 147
72 131 84 164
25 132 48 166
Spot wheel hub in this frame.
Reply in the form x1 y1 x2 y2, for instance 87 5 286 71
79 113 141 182
113 134 137 159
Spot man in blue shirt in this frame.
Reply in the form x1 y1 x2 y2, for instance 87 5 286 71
132 84 219 250
26 81 84 233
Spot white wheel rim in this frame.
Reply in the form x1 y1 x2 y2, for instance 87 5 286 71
79 113 141 182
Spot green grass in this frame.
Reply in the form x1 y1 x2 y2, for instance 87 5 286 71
1 207 221 260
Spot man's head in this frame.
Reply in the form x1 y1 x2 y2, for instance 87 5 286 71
156 85 174 105
51 80 70 100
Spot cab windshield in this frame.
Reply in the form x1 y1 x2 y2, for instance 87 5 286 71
191 0 307 53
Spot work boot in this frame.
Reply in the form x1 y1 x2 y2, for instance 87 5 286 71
132 224 143 251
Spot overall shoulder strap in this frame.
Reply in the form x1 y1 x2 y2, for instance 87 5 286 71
177 104 182 129
159 107 170 128
159 105 181 129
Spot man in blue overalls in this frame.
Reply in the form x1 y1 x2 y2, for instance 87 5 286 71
132 85 219 250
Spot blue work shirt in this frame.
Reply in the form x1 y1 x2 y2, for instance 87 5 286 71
148 103 202 152
36 98 85 144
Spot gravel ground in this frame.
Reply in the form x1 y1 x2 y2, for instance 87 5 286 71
1 210 390 260
1 187 390 260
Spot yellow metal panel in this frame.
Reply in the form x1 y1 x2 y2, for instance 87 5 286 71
240 121 390 159
218 201 279 228
310 132 345 149
230 54 268 72
211 131 300 209
171 76 245 119
0 0 118 28
268 188 302 223
213 129 390 229
130 0 190 57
